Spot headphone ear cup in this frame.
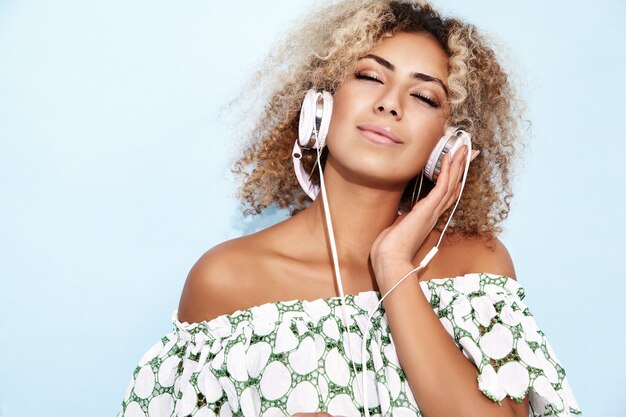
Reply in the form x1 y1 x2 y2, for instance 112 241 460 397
292 140 319 200
316 90 333 149
298 90 318 148
447 130 471 161
293 89 334 200
298 89 333 149
424 127 471 182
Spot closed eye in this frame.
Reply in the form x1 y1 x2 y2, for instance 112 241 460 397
354 72 382 83
411 92 441 108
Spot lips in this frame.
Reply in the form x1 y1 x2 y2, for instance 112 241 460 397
357 124 403 145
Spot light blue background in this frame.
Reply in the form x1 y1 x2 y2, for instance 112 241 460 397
1 1 624 416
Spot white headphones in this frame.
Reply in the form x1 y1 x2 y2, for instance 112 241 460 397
292 88 472 200
292 90 334 199
291 88 474 417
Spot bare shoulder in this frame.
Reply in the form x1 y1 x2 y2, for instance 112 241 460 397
176 235 266 324
453 234 517 280
412 230 517 281
176 214 318 324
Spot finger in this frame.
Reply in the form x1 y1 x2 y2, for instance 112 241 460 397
433 157 459 214
420 145 467 214
441 175 463 214
452 179 463 203
454 147 468 184
438 145 465 210
447 145 468 196
437 145 467 211
405 151 460 235
410 151 449 212
428 152 453 205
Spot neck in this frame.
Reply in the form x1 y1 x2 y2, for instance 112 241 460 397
298 157 407 267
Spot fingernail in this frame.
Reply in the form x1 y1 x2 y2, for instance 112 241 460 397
453 145 467 162
470 149 480 161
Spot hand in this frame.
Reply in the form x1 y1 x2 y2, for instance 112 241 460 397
370 145 479 282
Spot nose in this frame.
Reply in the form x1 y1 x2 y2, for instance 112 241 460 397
374 91 402 119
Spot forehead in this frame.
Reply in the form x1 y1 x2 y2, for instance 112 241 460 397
364 31 449 81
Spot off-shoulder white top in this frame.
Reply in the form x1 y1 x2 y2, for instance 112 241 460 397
117 273 582 417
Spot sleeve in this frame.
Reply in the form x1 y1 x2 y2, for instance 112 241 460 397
438 278 582 417
117 322 227 417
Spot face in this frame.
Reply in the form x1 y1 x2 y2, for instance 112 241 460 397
324 31 450 188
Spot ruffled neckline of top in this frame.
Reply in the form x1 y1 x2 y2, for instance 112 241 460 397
171 272 521 339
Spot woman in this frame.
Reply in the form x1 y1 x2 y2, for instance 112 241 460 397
118 1 582 416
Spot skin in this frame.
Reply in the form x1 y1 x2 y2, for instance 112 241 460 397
178 32 529 417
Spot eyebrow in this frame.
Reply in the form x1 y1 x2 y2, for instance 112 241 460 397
358 53 449 97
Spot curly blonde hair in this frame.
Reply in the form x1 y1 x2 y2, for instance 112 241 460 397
229 0 528 243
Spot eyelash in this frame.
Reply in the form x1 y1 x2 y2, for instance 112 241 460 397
354 71 442 109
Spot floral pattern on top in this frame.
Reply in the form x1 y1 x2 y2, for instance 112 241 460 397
118 272 582 417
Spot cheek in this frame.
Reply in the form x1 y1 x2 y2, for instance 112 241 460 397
400 127 447 172
396 147 429 176
325 92 361 145
330 88 360 120
407 112 448 145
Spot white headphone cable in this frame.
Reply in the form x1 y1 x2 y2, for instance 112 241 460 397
314 130 365 400
410 170 425 208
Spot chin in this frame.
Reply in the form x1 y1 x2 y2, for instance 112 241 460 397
335 157 412 190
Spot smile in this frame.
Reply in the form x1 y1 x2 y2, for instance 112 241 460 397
357 126 403 146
